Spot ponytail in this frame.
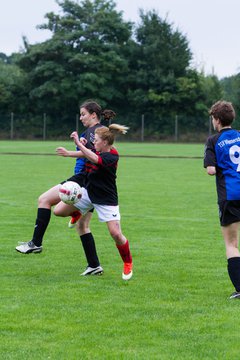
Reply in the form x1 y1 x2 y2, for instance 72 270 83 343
109 124 129 135
101 109 116 121
95 124 129 145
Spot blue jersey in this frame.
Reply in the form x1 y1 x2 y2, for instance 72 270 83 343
204 128 240 202
74 154 86 175
73 124 102 175
74 132 86 175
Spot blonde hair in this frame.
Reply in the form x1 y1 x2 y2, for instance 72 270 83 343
95 124 129 145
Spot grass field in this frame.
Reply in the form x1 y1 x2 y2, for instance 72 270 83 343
0 140 239 359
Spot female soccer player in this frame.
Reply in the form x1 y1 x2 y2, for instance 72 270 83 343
16 100 115 276
204 100 240 299
53 124 133 280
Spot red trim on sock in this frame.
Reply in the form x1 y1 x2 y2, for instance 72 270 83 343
70 211 81 218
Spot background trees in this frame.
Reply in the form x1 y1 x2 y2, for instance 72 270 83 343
15 0 132 124
0 0 235 140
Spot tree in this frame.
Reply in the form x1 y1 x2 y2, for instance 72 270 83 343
126 10 213 135
0 55 26 113
221 74 240 126
128 11 191 110
0 1 227 139
16 0 133 126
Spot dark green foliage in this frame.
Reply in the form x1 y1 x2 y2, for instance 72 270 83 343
0 0 229 139
15 0 132 123
221 74 240 128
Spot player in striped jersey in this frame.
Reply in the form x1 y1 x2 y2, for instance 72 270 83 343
54 124 133 280
16 101 115 277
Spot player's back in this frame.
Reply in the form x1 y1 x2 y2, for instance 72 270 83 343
215 128 240 200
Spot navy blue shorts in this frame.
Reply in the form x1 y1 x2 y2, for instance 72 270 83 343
218 200 240 226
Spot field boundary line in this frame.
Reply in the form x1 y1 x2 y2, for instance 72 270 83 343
0 152 202 159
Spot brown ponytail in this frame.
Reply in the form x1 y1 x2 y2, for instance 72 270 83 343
101 109 116 121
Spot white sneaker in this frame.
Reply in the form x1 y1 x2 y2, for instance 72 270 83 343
81 266 103 276
16 241 42 254
122 262 133 280
229 291 240 299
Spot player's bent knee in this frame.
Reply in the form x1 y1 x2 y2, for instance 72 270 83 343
38 193 47 207
38 193 44 202
78 224 90 234
109 229 122 241
53 207 60 216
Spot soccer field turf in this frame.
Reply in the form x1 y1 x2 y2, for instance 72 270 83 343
0 140 239 359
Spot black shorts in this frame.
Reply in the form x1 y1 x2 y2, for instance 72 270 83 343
61 173 85 187
218 200 240 226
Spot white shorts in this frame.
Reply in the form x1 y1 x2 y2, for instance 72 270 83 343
74 188 121 222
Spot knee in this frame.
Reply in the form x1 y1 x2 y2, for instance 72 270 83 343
53 207 61 217
77 219 90 235
38 193 45 207
38 192 52 208
109 228 122 242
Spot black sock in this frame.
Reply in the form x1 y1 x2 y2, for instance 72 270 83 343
80 233 100 268
227 257 240 292
32 208 51 247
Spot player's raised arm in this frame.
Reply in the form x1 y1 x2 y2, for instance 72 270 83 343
76 141 99 163
56 147 85 158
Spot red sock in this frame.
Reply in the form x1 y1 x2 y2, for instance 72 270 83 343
116 240 132 263
70 211 81 218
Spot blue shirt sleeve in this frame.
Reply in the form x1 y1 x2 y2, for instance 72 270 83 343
74 132 86 174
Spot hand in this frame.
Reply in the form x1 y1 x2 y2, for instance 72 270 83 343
70 131 79 145
79 137 87 146
206 166 216 176
56 147 69 157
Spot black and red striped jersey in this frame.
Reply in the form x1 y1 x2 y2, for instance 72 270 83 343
85 148 119 205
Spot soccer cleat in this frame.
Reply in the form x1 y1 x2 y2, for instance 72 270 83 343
15 241 42 254
122 262 133 280
68 212 82 228
80 266 103 276
229 291 240 299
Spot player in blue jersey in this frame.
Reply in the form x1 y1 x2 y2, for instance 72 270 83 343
16 101 115 276
68 131 86 229
204 100 240 299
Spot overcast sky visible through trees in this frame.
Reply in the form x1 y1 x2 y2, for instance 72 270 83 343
0 0 239 79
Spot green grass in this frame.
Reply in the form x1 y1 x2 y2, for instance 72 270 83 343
0 139 204 157
0 140 238 359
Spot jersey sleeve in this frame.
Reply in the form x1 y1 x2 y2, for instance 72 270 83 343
204 137 216 168
97 152 118 167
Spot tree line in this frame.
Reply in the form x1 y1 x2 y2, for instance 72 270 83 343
0 0 239 140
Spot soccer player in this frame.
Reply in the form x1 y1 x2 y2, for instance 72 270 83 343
16 100 114 276
204 100 240 299
53 124 133 280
